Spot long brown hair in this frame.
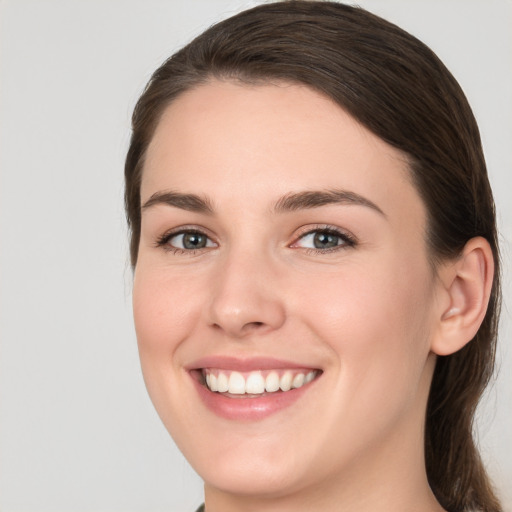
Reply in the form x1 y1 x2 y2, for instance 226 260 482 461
124 2 502 510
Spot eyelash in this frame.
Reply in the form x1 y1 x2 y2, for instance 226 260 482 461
155 227 216 255
155 225 357 255
292 225 357 254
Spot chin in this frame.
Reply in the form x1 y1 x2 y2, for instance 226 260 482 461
199 458 307 499
178 423 334 500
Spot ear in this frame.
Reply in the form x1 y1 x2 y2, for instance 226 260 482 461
431 237 494 356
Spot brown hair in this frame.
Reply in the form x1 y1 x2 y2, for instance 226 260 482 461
124 2 502 510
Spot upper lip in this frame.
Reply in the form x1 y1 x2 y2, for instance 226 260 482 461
186 356 321 372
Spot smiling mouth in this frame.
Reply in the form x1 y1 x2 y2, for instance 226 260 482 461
200 368 321 397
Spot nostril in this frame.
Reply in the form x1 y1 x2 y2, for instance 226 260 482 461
243 321 265 331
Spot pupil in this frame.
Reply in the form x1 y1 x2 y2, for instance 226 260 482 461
183 233 206 249
314 232 338 248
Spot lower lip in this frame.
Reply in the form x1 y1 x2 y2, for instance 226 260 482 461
192 375 317 421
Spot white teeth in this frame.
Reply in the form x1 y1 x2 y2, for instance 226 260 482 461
305 371 316 383
228 371 246 394
217 372 229 392
203 369 319 395
292 373 305 389
208 373 218 392
245 372 265 394
265 371 280 392
279 371 293 391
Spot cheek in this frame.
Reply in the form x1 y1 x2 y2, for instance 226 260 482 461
132 267 207 432
132 268 203 360
296 254 435 386
292 257 436 461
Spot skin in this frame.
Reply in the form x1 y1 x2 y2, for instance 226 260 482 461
133 81 454 512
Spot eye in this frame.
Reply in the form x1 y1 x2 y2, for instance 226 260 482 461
170 232 213 250
156 229 217 252
291 227 356 251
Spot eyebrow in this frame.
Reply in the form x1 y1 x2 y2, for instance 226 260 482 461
142 190 214 214
273 189 386 217
141 188 385 217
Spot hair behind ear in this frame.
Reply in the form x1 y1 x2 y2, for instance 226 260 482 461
426 237 500 511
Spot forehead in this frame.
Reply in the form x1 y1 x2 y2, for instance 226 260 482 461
141 80 423 225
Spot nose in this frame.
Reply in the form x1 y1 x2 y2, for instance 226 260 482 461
206 249 286 338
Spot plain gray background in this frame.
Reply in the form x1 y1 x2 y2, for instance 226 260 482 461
0 0 510 510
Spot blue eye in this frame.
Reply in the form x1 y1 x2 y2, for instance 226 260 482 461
294 228 355 251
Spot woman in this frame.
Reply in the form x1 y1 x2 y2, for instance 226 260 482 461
124 2 502 511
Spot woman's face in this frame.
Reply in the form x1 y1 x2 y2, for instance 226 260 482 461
133 81 441 499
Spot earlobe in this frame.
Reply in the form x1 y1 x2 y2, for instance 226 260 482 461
431 237 494 356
